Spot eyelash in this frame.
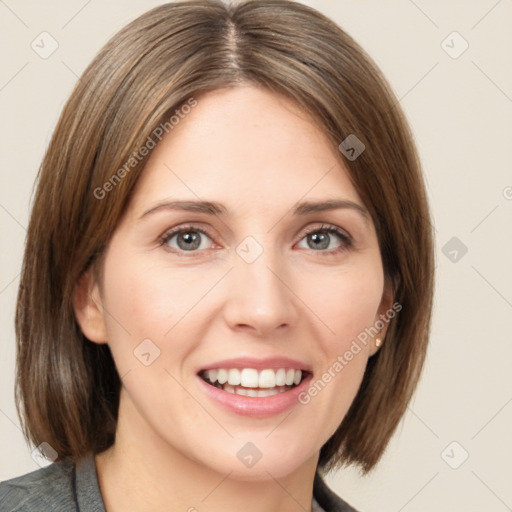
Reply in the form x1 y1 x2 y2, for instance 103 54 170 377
159 223 353 257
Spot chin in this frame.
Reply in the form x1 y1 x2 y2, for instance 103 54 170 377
193 434 318 482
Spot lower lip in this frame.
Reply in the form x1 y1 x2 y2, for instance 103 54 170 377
196 374 313 418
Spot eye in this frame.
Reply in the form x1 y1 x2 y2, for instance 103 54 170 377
159 223 352 256
296 224 352 254
160 225 214 253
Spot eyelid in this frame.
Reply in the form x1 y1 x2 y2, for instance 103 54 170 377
298 222 351 240
159 223 216 250
295 222 353 254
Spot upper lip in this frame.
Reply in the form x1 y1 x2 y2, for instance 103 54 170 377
197 356 312 373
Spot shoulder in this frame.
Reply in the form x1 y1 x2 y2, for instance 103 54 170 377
0 458 76 512
313 471 360 512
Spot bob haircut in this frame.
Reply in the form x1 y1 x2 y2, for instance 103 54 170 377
15 0 434 474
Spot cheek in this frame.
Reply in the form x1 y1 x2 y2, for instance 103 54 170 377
307 264 384 350
98 250 192 377
296 265 384 428
101 252 207 339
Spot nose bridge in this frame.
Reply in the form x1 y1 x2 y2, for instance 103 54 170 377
224 237 297 334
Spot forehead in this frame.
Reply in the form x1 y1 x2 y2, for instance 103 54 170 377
128 85 363 216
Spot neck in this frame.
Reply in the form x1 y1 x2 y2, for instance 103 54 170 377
95 388 319 512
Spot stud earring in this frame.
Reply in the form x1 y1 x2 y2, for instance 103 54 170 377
375 337 383 348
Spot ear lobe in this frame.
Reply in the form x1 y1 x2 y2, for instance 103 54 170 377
369 277 396 356
73 269 108 344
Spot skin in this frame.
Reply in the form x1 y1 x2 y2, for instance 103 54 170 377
74 85 392 512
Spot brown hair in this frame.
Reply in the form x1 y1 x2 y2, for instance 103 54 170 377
15 0 434 473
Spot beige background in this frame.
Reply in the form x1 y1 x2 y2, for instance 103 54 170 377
1 1 511 510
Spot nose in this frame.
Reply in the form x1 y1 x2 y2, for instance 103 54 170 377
222 248 299 337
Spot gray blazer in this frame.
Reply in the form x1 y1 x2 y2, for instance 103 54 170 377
0 453 358 511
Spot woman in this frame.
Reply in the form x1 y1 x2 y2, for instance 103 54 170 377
0 1 434 511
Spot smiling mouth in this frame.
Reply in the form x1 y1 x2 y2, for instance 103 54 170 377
199 368 310 397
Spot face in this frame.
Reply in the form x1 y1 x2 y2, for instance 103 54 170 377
77 85 392 480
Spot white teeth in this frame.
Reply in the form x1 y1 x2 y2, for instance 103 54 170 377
257 388 279 397
275 368 286 386
217 368 228 384
285 369 295 386
258 369 276 388
201 367 306 392
221 386 290 397
240 368 259 388
207 369 218 383
227 368 241 385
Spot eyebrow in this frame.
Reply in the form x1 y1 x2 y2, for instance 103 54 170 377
139 198 369 223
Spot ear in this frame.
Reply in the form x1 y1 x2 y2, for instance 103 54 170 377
72 268 108 344
368 276 396 356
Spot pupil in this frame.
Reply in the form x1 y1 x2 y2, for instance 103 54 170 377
179 231 200 250
310 232 329 250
